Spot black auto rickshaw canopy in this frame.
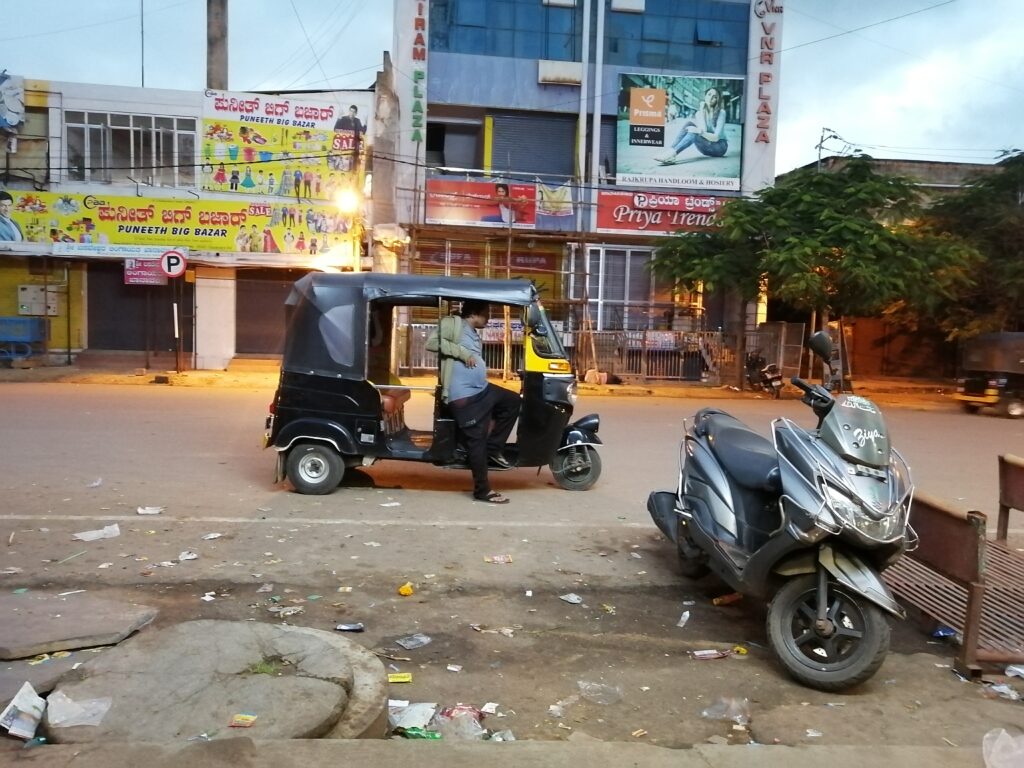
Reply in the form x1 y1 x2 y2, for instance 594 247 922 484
282 272 539 379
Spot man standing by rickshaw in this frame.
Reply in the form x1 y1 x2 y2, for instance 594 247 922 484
428 301 520 504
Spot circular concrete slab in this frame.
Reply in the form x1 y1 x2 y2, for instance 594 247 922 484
43 620 385 743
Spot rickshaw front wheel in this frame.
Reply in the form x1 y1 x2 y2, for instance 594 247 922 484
286 442 344 495
550 446 602 491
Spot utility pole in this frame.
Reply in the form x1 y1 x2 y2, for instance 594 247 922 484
140 0 145 87
207 0 229 90
816 127 838 173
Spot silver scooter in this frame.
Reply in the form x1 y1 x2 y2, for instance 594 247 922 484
648 332 913 691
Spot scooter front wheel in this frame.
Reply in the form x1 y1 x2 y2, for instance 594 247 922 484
767 574 890 692
549 446 602 491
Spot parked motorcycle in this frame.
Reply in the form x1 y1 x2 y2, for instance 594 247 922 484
648 332 913 691
746 351 783 398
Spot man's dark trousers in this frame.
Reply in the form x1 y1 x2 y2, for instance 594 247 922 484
449 384 520 499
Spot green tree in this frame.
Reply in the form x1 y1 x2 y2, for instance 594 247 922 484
653 156 978 383
921 152 1024 336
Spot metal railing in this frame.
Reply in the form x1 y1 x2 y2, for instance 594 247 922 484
400 324 722 383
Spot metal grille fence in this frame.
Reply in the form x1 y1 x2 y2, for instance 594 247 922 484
401 324 722 383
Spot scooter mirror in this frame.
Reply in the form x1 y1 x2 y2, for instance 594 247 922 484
806 331 833 362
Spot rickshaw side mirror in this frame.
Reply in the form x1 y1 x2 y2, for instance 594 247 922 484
527 304 547 336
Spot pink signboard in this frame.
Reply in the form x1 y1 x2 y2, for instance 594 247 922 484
124 258 168 285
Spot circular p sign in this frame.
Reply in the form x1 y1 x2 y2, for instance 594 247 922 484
160 250 187 278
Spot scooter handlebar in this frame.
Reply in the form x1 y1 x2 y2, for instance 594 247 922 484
790 377 813 394
791 377 834 408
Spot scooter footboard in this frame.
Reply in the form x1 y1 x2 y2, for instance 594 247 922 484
648 491 679 544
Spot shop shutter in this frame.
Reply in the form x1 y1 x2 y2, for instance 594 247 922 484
490 113 576 177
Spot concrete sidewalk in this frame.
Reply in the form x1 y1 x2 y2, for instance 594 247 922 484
0 362 957 405
14 738 986 768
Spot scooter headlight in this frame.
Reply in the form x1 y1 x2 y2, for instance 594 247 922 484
822 483 906 542
823 484 861 523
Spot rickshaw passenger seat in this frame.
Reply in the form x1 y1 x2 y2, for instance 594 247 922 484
380 388 411 415
379 387 412 435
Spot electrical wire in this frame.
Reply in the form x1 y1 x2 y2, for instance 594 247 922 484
0 0 195 43
248 2 352 89
775 0 958 55
287 0 341 94
285 3 366 90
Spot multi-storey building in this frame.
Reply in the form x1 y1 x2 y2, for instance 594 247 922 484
0 76 372 369
376 0 783 341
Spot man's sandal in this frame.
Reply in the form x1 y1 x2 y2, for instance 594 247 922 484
475 491 510 504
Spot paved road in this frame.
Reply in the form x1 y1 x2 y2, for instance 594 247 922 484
0 383 1019 525
0 383 1020 756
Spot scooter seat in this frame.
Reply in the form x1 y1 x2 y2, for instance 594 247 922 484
694 409 781 492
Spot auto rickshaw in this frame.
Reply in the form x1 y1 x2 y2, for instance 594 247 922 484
954 332 1024 418
263 273 602 494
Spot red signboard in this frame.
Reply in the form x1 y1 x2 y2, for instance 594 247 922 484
124 258 168 285
595 189 726 235
425 179 537 229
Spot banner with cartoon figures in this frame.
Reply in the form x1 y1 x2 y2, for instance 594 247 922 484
615 73 744 191
0 189 356 255
200 89 371 202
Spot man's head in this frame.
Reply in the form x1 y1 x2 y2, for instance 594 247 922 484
460 300 490 328
348 105 359 116
0 191 13 218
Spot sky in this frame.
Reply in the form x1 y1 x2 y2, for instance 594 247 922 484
2 0 1021 174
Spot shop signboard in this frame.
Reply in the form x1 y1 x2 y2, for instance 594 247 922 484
124 258 167 285
616 74 744 191
595 189 726 235
0 189 354 254
424 179 537 229
200 89 371 202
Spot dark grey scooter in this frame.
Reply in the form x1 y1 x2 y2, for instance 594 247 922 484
648 332 913 691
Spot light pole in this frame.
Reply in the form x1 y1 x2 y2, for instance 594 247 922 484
816 127 839 173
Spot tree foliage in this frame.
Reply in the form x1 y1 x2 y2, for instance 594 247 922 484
920 153 1024 335
653 156 979 326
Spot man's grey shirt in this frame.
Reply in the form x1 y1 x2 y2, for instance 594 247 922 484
447 323 487 401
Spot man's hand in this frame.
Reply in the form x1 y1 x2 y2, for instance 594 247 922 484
465 356 478 368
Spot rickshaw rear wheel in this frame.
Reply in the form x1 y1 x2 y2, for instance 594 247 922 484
550 446 602 491
286 442 344 495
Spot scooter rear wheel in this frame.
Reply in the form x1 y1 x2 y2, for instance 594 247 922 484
767 574 890 692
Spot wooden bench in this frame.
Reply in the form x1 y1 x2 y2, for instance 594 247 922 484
883 481 1024 677
997 453 1024 542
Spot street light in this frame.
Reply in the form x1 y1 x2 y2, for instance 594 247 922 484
335 188 361 215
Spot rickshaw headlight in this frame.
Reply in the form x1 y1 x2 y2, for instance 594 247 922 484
568 381 578 406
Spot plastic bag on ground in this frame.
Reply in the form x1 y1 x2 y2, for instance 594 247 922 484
47 691 112 727
700 697 751 726
577 680 623 705
983 729 1024 768
430 706 486 740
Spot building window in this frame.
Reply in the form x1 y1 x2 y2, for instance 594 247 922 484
432 0 581 62
568 246 674 330
64 110 197 187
